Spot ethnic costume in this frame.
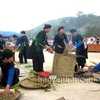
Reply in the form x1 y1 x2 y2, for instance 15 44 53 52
71 29 86 69
29 30 48 72
52 27 76 77
53 33 68 54
0 62 19 86
16 35 29 64
0 49 19 86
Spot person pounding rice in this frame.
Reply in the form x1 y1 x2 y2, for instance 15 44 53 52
0 49 20 96
53 26 69 54
70 29 86 72
29 24 52 72
52 27 77 77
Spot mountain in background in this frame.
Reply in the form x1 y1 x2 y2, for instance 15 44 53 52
26 12 100 38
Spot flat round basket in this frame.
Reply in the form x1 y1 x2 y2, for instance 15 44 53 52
0 90 21 100
19 78 42 89
15 90 21 100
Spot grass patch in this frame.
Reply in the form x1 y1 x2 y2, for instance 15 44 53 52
25 65 33 68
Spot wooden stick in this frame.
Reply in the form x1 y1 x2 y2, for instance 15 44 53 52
0 89 15 93
39 43 46 48
76 55 85 57
90 61 98 65
39 43 54 53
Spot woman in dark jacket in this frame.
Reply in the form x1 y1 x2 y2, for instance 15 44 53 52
53 26 69 54
70 29 86 72
29 24 52 72
15 31 29 64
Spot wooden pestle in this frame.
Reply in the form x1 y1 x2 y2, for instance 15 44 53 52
0 89 15 94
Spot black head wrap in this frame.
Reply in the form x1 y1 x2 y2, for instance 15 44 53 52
70 29 77 33
21 30 26 34
13 35 18 38
43 24 51 29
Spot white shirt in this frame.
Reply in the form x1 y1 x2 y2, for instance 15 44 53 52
84 41 88 49
29 40 33 46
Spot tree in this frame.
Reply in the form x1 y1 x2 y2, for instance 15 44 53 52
60 19 70 31
77 11 84 17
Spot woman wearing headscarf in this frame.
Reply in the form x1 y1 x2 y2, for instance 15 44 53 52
29 24 52 72
15 31 29 64
70 29 86 72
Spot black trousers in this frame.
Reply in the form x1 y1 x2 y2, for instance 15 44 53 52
74 63 85 72
32 51 44 72
32 59 43 72
85 47 88 59
76 57 86 68
0 68 20 86
76 48 86 69
19 47 27 64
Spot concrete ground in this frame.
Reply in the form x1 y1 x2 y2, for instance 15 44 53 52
15 51 100 100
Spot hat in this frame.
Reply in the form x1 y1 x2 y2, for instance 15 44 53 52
13 35 18 38
43 24 51 29
70 29 77 33
58 26 64 32
21 30 26 34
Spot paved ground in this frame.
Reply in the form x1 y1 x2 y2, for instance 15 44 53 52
14 51 100 100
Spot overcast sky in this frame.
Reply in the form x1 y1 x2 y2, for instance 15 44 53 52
0 0 100 32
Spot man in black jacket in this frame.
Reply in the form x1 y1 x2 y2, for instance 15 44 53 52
0 49 19 96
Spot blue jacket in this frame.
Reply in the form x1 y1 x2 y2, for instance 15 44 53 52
93 63 100 73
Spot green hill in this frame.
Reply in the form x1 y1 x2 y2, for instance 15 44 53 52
80 17 100 36
26 13 100 38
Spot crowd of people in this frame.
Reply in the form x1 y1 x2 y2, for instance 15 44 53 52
84 36 100 44
1 33 100 49
0 24 100 96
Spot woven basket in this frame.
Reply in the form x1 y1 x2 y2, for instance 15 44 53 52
20 78 42 89
0 90 21 100
52 53 76 77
